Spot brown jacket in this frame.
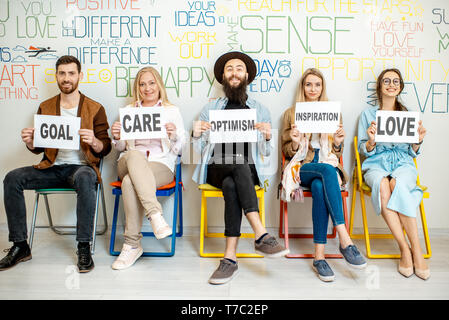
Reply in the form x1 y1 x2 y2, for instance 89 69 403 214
29 93 112 181
280 106 348 185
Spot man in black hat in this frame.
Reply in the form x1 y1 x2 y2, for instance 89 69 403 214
192 51 289 285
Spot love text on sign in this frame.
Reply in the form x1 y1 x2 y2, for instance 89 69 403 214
375 111 419 143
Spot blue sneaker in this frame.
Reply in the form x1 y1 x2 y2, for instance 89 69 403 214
312 260 335 282
339 244 367 269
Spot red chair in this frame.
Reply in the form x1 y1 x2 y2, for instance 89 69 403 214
279 153 349 258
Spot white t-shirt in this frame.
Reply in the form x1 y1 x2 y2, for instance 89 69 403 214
53 106 87 166
310 133 321 149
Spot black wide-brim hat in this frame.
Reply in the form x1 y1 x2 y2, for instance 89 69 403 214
213 51 257 85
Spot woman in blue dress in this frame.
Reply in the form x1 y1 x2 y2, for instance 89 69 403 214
357 68 429 280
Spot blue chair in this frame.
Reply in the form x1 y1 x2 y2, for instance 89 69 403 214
109 156 183 257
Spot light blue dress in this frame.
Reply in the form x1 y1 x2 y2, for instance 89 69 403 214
357 106 423 218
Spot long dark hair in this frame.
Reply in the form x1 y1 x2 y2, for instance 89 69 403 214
376 68 407 111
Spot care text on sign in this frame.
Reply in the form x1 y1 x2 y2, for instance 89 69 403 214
119 107 167 140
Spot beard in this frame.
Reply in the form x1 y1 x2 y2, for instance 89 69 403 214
222 75 248 106
57 79 79 94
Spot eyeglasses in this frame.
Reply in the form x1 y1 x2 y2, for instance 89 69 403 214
382 78 401 86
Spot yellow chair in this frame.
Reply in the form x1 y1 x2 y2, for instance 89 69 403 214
349 136 431 259
199 183 266 258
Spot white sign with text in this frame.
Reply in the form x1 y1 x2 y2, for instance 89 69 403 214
375 111 419 143
209 109 257 144
120 107 167 140
295 101 341 133
33 114 81 150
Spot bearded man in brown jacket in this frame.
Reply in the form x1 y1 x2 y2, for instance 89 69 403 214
0 55 111 273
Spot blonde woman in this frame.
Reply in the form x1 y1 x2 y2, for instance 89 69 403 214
110 67 185 270
281 68 366 282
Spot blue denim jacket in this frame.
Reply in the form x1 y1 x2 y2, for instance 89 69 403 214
192 97 274 186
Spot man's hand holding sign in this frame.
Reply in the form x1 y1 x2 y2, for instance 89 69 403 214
31 115 104 152
33 114 81 150
209 109 258 144
192 109 271 142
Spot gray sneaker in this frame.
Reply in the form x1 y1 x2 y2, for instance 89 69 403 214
312 260 335 282
339 244 367 269
208 259 239 285
254 234 290 258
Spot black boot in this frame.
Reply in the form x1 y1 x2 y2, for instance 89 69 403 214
77 243 94 273
0 244 32 271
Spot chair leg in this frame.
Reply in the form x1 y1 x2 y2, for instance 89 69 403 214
43 194 64 235
199 192 206 257
283 201 290 253
259 192 265 226
109 192 121 256
42 188 107 238
29 193 40 250
98 182 108 234
279 200 284 238
90 183 102 255
342 194 349 232
349 182 357 237
420 200 432 258
43 194 75 235
165 183 180 257
176 184 183 237
359 191 399 258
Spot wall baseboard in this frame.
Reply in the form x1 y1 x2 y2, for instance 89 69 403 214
0 224 447 238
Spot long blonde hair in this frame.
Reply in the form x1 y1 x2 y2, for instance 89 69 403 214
132 67 172 106
295 68 332 146
296 68 328 102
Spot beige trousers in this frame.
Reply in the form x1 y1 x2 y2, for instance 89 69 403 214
118 150 173 246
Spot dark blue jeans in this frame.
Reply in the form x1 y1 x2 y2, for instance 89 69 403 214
3 165 97 243
299 157 345 244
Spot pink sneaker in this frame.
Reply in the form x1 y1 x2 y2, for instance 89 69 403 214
111 243 143 270
149 212 173 240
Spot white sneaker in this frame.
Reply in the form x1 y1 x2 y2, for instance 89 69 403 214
111 243 143 270
149 212 173 240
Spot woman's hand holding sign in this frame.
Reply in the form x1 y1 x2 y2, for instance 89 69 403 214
366 120 377 152
111 121 121 140
333 124 345 147
417 121 426 143
289 124 303 151
412 120 426 153
165 122 177 141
